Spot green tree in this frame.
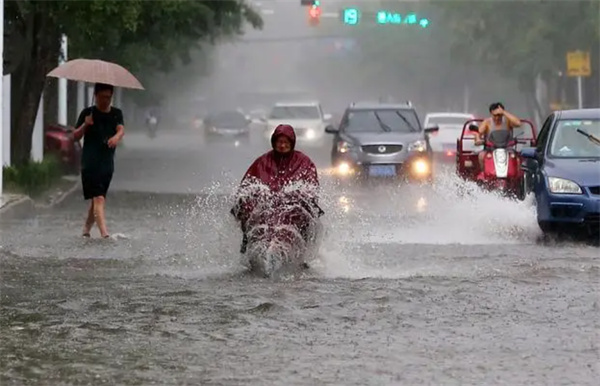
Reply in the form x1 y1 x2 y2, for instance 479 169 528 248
4 0 262 166
430 0 600 116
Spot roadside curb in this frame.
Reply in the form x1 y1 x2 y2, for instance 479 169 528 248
0 195 35 218
34 179 80 210
0 178 80 218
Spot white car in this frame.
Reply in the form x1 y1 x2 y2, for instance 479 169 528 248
265 101 332 147
424 112 476 162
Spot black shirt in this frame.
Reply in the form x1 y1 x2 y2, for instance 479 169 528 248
76 106 124 173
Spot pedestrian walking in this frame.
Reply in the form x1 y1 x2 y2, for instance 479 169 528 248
73 83 125 238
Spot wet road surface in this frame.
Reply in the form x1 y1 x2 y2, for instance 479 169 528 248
1 129 599 385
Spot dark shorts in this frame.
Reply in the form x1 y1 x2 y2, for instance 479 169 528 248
81 169 113 200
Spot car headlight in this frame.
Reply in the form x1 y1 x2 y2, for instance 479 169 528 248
408 140 427 152
305 129 316 139
412 159 430 175
337 162 352 175
337 141 352 153
547 177 582 194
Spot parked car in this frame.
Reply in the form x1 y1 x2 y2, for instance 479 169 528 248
45 124 81 174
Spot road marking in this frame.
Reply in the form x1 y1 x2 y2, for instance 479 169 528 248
261 9 275 15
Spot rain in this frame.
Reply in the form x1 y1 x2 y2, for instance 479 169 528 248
1 0 599 384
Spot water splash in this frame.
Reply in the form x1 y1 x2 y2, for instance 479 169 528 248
310 169 542 278
175 167 544 279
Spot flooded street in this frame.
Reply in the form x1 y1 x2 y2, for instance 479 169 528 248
1 131 598 385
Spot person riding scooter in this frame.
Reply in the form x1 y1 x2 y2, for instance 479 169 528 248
231 124 323 253
146 107 159 137
474 102 522 170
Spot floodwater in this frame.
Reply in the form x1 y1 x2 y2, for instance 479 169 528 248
1 133 599 385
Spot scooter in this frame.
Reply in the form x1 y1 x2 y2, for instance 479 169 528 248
233 191 324 278
476 129 524 197
147 116 158 138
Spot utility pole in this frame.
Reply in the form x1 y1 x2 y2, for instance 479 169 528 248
58 34 68 125
1 0 5 197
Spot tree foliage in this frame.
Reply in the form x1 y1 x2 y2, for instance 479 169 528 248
429 0 600 113
309 0 599 117
4 0 263 166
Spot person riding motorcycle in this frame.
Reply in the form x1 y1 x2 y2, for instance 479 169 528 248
145 107 159 137
474 102 522 170
231 124 323 253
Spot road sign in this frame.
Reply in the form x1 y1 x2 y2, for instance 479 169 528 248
375 11 429 27
566 51 591 77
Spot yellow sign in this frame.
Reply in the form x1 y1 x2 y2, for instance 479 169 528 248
566 51 591 77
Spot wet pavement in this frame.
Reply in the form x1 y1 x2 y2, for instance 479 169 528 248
1 129 599 385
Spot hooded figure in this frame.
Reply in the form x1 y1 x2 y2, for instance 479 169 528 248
232 124 321 253
241 124 319 190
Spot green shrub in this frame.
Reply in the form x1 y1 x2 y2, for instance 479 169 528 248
2 155 63 197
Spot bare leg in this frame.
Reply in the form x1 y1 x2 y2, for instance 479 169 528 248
82 201 95 236
92 196 110 238
478 152 485 171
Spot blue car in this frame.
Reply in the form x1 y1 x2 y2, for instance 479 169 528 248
521 108 600 235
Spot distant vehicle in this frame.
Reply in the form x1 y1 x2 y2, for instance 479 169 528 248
45 124 81 174
521 108 600 236
264 101 332 147
325 101 439 182
203 110 251 140
424 112 475 163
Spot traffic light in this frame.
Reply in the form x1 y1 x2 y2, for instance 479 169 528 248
301 0 320 6
308 2 321 25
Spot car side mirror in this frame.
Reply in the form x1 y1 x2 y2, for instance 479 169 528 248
424 125 439 134
323 113 332 121
520 147 537 160
325 125 338 134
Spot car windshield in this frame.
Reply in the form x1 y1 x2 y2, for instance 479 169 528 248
549 119 600 158
427 116 472 126
343 109 420 133
269 105 321 120
207 111 248 128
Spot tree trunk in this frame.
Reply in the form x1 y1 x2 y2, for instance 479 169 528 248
10 11 60 166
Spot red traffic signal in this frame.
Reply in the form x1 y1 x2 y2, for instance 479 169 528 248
309 4 321 18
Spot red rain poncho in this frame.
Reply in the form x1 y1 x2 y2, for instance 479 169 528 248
233 124 320 225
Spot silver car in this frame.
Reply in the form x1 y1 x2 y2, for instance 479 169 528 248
325 102 439 181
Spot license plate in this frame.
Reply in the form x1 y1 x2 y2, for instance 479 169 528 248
368 165 396 177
